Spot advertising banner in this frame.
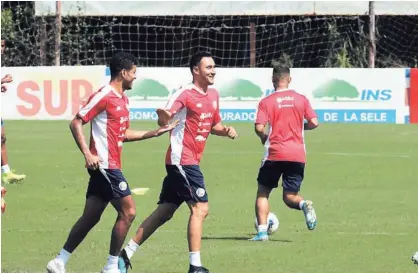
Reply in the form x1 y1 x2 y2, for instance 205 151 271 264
1 66 408 124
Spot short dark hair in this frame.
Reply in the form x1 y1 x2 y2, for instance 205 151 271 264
109 52 137 79
189 51 213 73
273 66 290 78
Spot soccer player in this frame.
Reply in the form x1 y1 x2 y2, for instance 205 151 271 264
1 39 26 184
250 66 319 241
46 52 178 273
118 52 237 273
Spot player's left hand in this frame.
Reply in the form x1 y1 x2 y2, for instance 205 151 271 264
225 126 238 139
1 84 7 93
156 119 179 136
1 74 13 84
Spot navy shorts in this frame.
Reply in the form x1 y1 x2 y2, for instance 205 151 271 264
86 168 131 202
257 160 305 192
158 165 208 206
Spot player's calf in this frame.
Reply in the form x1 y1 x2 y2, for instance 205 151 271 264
282 191 304 210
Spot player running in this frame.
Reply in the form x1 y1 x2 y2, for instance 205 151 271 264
118 52 238 273
46 52 178 273
1 39 26 184
250 66 319 241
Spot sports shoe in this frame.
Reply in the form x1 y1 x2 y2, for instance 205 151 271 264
248 231 268 241
412 251 418 265
302 200 317 230
46 259 66 273
118 249 132 273
2 171 25 184
188 265 210 273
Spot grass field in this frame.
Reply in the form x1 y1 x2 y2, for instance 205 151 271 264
2 121 418 273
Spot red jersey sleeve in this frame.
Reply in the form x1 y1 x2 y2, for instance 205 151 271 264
255 100 269 125
165 90 188 115
77 92 108 123
212 98 221 126
125 96 131 129
304 96 317 120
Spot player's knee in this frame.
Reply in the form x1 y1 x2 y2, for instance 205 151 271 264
160 210 175 223
120 207 136 223
282 191 301 209
81 213 102 227
1 134 6 145
191 204 209 219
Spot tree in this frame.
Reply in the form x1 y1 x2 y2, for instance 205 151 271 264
313 79 359 101
219 79 263 100
129 79 169 100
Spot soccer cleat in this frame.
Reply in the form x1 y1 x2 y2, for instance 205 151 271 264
188 265 210 273
412 252 418 265
46 259 66 273
248 231 269 241
2 171 26 184
118 249 132 273
302 200 317 230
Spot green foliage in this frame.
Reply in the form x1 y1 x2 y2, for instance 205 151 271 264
129 79 169 100
313 79 359 101
271 53 294 68
220 79 263 100
1 9 15 40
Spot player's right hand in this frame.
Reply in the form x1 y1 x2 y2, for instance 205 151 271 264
1 74 13 84
85 153 101 170
1 84 7 93
156 108 172 125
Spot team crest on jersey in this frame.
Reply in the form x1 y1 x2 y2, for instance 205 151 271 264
119 181 128 191
196 188 206 197
212 101 217 110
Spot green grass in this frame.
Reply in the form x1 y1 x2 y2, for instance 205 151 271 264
2 121 418 273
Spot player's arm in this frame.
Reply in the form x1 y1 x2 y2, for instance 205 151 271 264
304 117 319 130
303 97 319 130
254 100 269 144
254 124 268 145
210 98 237 139
211 122 237 139
69 116 94 161
124 120 179 142
156 90 187 126
70 93 107 169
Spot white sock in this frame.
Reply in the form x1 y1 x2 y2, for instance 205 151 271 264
103 255 119 270
189 251 202 267
299 200 306 210
1 164 10 174
258 224 268 233
56 248 71 265
124 239 140 259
